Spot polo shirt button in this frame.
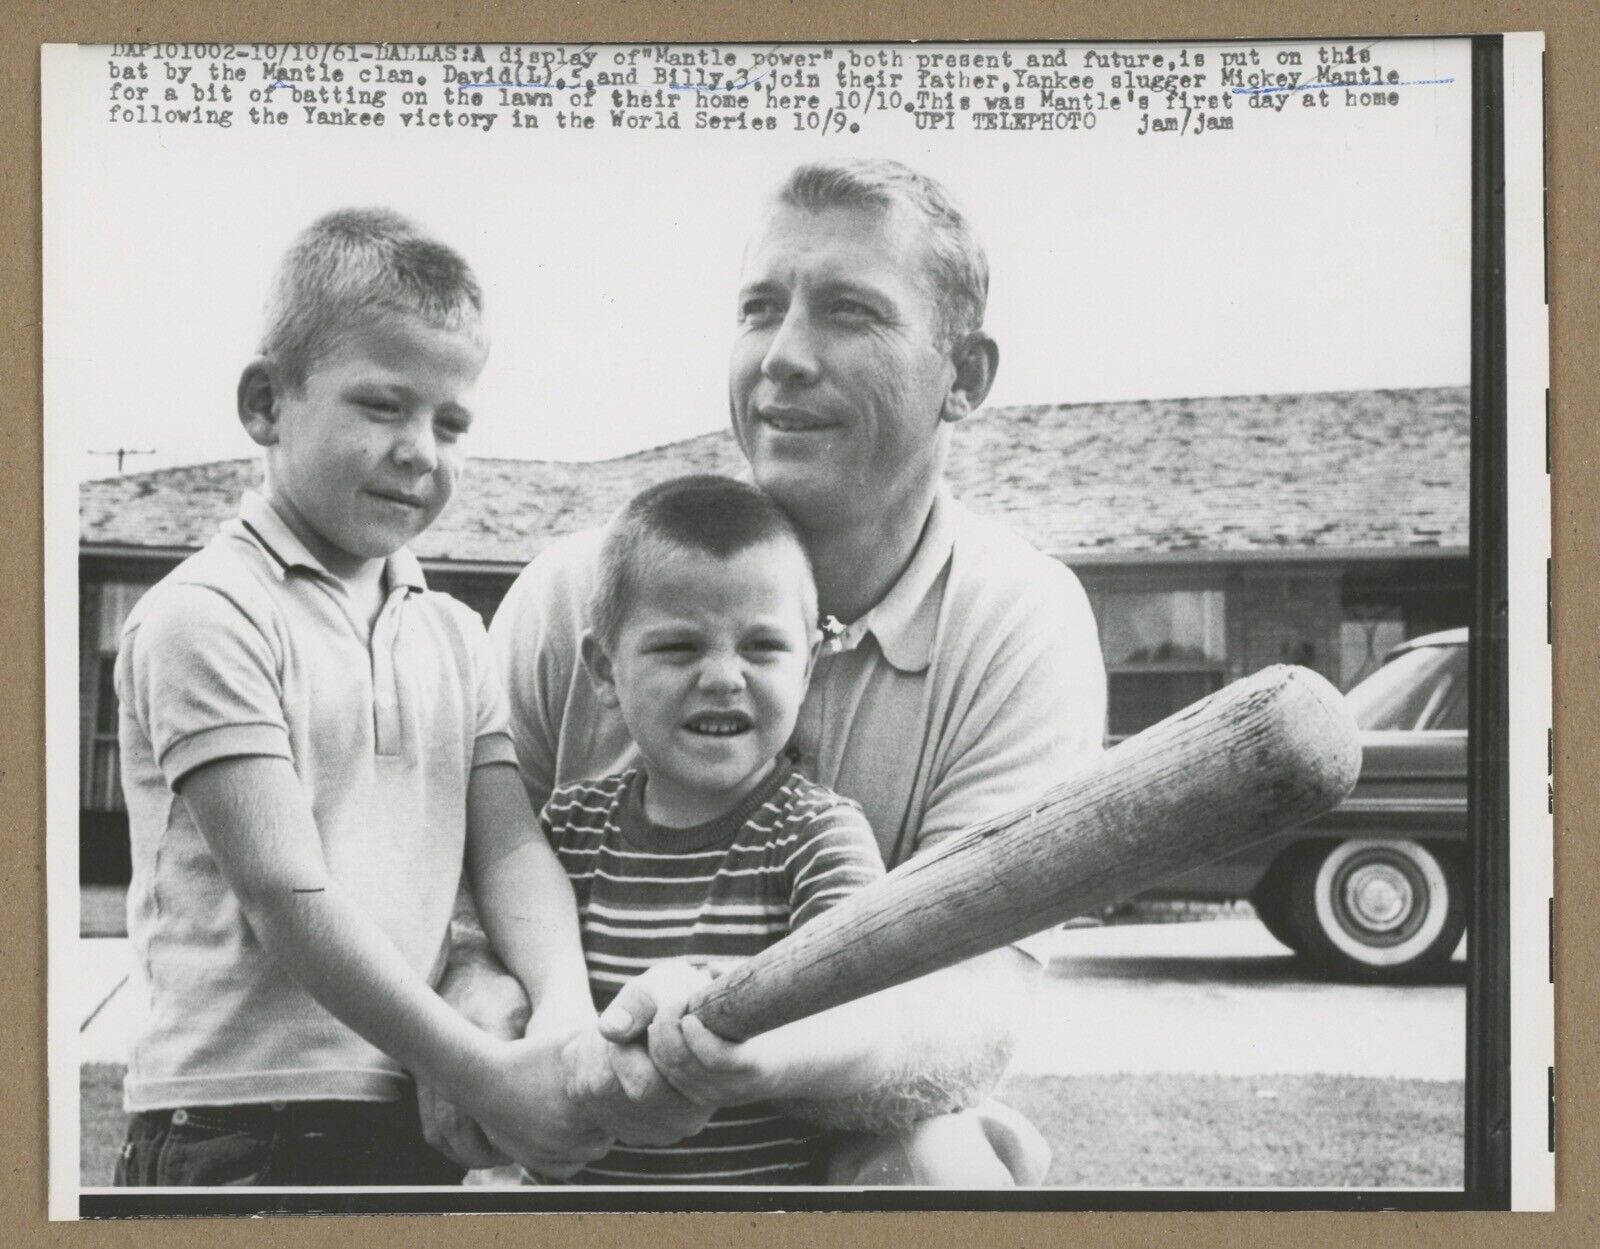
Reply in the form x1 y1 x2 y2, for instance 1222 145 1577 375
171 1109 189 1125
271 1101 287 1112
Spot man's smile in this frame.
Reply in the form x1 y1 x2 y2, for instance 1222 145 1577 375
758 405 837 433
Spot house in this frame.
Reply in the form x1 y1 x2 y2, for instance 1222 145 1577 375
78 387 1470 880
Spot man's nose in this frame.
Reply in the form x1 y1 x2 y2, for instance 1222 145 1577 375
761 309 820 384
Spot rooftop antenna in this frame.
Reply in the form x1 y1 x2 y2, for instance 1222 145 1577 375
88 447 156 474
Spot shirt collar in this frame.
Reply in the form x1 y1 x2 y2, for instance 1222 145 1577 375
230 490 427 592
829 487 955 674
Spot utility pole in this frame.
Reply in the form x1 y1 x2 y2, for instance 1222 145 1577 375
87 448 155 474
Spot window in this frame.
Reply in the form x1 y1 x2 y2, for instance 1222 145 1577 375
1093 589 1227 738
1339 608 1408 690
82 582 147 812
1339 567 1471 689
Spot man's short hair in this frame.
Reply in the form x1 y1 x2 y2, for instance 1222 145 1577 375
260 207 486 389
773 158 989 347
590 475 818 647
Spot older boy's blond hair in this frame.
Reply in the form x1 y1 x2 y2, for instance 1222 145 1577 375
260 207 486 389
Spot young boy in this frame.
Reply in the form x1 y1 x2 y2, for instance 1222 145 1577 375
542 475 888 1184
112 208 608 1187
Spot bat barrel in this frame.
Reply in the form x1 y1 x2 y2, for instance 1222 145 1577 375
687 664 1362 1041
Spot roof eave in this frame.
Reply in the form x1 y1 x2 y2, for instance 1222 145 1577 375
1056 544 1470 567
77 543 530 578
81 541 1470 574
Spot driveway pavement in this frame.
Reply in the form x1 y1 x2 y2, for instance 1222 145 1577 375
78 938 139 1066
76 918 1466 1080
1012 918 1465 1080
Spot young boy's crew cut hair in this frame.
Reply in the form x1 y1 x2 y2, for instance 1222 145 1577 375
259 206 487 388
590 475 817 646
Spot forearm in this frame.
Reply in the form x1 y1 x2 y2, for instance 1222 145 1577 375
447 881 494 958
771 948 1035 1134
181 757 611 1173
471 838 594 1027
466 763 594 1027
241 878 501 1111
178 759 503 1111
435 882 531 1040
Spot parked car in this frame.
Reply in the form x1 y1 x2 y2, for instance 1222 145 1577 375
1145 628 1469 980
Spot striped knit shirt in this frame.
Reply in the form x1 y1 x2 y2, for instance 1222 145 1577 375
542 757 885 1184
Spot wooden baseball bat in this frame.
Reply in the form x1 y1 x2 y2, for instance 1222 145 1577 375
686 663 1362 1041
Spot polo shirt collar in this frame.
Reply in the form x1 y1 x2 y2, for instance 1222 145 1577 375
834 487 955 674
232 490 427 592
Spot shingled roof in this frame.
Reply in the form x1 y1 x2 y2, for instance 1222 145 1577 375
80 386 1468 568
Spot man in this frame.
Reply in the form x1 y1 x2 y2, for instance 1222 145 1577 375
432 158 1107 1184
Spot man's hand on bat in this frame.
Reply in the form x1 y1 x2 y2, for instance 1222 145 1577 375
599 961 809 1107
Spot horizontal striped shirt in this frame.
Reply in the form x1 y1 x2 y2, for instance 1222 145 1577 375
543 759 884 1184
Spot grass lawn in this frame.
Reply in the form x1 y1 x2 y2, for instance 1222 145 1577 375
999 1071 1463 1188
80 1064 1462 1190
80 885 129 938
81 1065 127 1185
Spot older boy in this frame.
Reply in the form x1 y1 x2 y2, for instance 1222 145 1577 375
113 208 607 1186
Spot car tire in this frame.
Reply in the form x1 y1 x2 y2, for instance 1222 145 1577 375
1287 839 1466 980
1250 856 1308 953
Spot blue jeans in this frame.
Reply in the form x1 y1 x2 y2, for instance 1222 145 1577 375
112 1090 466 1187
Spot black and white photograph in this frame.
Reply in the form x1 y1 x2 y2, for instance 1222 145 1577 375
41 34 1551 1217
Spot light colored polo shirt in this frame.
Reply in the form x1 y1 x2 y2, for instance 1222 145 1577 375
115 491 517 1111
490 487 1107 931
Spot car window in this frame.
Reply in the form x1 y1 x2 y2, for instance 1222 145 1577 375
1426 658 1468 730
1345 643 1468 731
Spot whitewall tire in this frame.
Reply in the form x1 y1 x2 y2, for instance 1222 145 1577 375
1288 839 1466 979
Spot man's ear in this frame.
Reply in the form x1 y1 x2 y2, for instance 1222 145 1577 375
579 631 622 708
238 360 283 448
940 332 999 425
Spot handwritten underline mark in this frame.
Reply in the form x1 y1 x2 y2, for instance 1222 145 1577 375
1233 76 1455 97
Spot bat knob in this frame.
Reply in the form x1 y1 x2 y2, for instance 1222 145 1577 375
1242 663 1364 814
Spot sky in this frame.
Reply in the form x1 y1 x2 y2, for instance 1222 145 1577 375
43 38 1474 482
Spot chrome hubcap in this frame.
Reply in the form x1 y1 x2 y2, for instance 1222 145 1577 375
1344 863 1414 932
